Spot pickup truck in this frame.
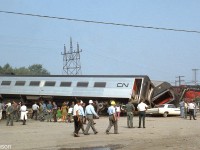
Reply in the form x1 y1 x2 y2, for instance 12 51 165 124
146 104 180 117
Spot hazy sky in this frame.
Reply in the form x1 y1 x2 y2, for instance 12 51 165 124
0 0 200 84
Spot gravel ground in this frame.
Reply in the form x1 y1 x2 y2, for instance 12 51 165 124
0 114 199 150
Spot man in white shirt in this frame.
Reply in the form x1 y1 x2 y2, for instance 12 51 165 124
20 103 28 125
137 100 148 128
188 102 196 120
73 99 81 137
32 102 39 120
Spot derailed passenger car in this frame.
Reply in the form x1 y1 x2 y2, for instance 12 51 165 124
150 81 175 106
0 75 176 113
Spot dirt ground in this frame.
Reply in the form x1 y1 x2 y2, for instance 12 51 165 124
0 114 200 150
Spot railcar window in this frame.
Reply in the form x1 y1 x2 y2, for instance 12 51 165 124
1 81 11 86
44 81 56 86
30 81 40 86
77 82 89 87
60 82 72 87
94 82 106 87
15 81 26 86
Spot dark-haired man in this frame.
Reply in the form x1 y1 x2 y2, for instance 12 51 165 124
137 100 148 128
73 99 81 137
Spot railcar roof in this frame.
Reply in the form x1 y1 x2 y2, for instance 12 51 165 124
0 74 150 78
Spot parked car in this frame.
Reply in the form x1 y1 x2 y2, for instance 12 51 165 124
146 104 180 117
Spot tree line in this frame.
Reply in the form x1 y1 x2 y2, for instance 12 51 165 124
0 63 50 75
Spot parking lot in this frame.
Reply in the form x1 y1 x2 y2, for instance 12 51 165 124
0 114 199 150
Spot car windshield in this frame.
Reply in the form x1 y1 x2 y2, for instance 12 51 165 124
157 105 164 108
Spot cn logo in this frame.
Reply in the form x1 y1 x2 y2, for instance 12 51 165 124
117 83 129 87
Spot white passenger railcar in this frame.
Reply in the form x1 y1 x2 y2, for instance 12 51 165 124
0 75 153 105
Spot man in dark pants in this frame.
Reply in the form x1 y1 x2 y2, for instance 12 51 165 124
125 99 135 128
6 103 14 126
32 102 39 120
188 102 196 120
12 101 19 122
73 99 81 137
137 100 148 128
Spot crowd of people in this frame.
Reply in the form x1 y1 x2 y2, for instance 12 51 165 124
0 99 100 126
0 98 198 138
72 98 149 137
0 100 28 125
179 99 198 120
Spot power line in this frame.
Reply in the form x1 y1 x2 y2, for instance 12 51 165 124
0 10 200 34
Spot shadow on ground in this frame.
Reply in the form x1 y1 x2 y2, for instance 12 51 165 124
58 144 123 150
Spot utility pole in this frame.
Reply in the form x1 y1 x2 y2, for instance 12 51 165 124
61 37 82 75
175 80 179 86
176 76 184 86
192 69 199 85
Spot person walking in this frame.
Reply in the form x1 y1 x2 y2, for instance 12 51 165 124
137 100 148 128
6 102 14 126
84 100 99 135
106 101 118 134
32 102 39 120
79 100 85 133
20 103 28 125
125 99 135 128
73 99 81 137
188 102 196 120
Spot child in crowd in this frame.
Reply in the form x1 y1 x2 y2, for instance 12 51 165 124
56 107 62 122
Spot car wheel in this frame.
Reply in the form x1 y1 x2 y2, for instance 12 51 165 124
163 112 168 117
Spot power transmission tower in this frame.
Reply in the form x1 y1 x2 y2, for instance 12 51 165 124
176 76 184 86
61 37 82 75
192 69 199 85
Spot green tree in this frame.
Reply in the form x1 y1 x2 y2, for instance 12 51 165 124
28 64 50 75
0 63 50 75
0 63 14 74
13 67 30 75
